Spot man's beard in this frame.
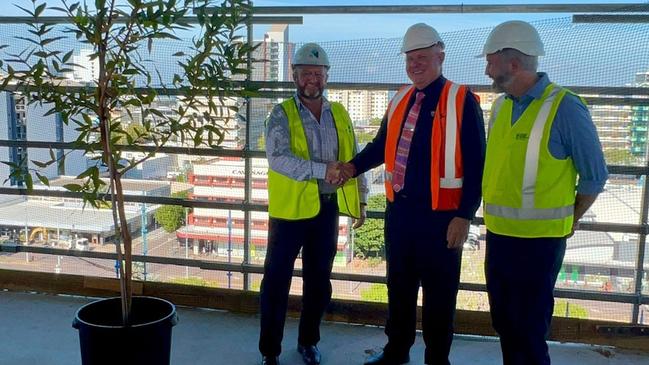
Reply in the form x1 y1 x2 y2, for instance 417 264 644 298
491 73 512 93
298 86 323 100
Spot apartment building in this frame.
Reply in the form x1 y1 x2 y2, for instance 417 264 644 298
327 89 389 125
176 157 354 265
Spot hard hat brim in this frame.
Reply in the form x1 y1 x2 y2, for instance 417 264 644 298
475 48 545 58
402 42 436 54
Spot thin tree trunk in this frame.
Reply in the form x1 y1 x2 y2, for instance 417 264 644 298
114 174 133 322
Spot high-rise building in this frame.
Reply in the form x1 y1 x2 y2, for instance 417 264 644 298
62 49 99 83
0 92 26 185
0 91 91 186
251 24 292 83
247 25 294 151
327 89 389 125
264 24 292 83
630 71 649 156
590 104 632 152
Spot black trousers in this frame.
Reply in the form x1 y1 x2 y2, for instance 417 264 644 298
382 197 462 365
258 195 339 357
485 231 566 365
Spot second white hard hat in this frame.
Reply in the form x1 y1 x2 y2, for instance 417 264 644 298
480 20 545 57
292 42 330 69
401 23 444 53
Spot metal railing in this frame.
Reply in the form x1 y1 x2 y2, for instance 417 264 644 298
1 3 649 328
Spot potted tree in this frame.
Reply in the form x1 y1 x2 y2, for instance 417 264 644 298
1 0 254 363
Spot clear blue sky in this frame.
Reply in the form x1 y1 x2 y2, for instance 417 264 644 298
251 0 648 42
0 0 646 42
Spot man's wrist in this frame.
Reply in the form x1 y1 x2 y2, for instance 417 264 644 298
313 162 327 180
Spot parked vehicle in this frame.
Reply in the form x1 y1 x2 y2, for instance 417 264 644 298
74 238 90 251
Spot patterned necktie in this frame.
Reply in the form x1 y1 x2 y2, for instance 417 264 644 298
392 91 425 192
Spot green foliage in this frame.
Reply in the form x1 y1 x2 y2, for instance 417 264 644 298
117 123 149 145
170 276 219 288
0 0 255 323
554 300 589 319
360 283 388 303
3 0 254 197
356 131 376 144
364 256 384 268
250 279 261 292
154 191 189 233
257 133 266 150
369 117 382 126
455 291 489 311
175 173 188 183
603 148 637 165
353 194 386 259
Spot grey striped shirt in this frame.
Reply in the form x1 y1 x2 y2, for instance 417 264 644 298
265 94 368 201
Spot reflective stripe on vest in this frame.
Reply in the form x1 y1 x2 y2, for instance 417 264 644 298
488 95 506 134
442 82 463 189
485 204 573 220
486 86 562 217
483 83 577 237
267 98 361 220
384 80 468 210
521 86 560 209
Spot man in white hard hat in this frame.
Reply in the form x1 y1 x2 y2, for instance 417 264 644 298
341 23 486 365
259 42 368 365
479 20 608 365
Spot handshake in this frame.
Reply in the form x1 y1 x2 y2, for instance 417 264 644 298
325 161 356 186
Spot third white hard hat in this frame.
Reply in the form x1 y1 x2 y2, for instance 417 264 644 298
480 20 545 57
401 23 444 53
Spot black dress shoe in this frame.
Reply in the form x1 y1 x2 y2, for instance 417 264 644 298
261 355 279 365
297 344 321 365
363 351 409 365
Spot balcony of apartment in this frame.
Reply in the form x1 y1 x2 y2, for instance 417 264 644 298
1 3 649 365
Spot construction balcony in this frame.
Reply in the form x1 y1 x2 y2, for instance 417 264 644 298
2 3 649 364
2 290 649 365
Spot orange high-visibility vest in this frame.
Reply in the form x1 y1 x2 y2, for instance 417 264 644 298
384 80 470 210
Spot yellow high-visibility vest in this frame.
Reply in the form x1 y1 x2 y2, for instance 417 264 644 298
267 98 361 220
483 83 578 237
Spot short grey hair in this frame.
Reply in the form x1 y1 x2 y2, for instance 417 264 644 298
499 48 538 72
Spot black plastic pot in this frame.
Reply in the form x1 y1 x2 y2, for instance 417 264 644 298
72 296 179 365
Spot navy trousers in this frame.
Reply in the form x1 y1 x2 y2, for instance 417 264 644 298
485 231 566 365
382 197 462 365
258 195 339 357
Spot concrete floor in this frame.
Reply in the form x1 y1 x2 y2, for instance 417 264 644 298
1 290 647 365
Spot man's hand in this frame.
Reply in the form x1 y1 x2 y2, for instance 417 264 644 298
352 204 367 229
325 161 343 185
326 161 357 186
446 217 470 249
340 162 356 181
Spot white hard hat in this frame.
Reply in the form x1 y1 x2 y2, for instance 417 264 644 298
480 20 545 57
292 42 330 69
401 23 444 53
